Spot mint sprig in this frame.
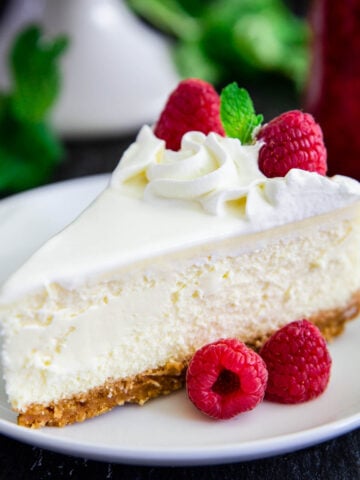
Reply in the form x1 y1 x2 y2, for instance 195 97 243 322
10 25 68 123
220 82 263 144
0 25 68 193
126 0 309 90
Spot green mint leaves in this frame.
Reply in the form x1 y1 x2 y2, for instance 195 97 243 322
0 25 68 193
10 25 68 123
220 82 263 145
127 0 308 91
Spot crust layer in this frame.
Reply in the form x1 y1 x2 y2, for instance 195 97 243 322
17 291 360 428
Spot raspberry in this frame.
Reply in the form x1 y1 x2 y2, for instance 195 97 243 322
258 110 327 177
154 78 225 150
259 320 332 404
186 338 268 419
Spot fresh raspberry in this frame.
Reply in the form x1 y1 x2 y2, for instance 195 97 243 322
257 110 327 177
186 338 268 419
259 320 332 404
154 78 225 150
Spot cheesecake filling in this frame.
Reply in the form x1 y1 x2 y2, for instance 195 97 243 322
2 208 360 410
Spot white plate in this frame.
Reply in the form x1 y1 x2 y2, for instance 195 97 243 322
0 176 359 466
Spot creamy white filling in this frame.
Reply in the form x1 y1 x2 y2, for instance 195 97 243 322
3 210 360 409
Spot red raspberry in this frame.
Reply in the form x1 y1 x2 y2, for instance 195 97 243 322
154 78 225 151
259 319 332 404
186 338 268 419
258 110 327 177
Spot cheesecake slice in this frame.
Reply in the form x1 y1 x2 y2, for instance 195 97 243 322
1 124 359 428
2 76 360 428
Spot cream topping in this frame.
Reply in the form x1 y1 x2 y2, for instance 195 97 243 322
112 125 360 220
111 126 265 216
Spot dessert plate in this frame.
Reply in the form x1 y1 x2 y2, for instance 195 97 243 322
0 176 359 466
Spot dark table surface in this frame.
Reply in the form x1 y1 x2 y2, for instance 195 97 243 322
0 428 359 480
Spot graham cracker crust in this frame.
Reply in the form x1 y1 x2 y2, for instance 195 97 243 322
17 291 360 428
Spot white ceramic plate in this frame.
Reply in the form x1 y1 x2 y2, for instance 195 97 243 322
0 176 359 466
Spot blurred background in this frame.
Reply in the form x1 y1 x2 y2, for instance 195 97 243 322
0 0 359 197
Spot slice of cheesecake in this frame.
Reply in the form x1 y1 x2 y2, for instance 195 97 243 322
1 125 359 428
2 78 360 428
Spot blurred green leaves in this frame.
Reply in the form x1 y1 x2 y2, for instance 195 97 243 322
0 25 68 193
127 0 309 89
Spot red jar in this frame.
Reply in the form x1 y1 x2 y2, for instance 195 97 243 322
305 0 360 179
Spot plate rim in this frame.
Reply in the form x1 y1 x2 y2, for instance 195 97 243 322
0 410 359 466
0 173 110 207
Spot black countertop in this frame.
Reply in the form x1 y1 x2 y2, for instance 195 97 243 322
0 427 359 479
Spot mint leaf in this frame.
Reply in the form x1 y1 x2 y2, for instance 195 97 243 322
126 0 308 89
0 25 68 193
0 93 8 123
220 82 263 144
0 112 63 192
10 24 68 123
127 0 199 41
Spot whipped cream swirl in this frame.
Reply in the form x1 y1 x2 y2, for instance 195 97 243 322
112 125 360 222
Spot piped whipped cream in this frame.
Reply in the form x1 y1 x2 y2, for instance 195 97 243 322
112 126 265 216
1 126 360 301
112 125 360 221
